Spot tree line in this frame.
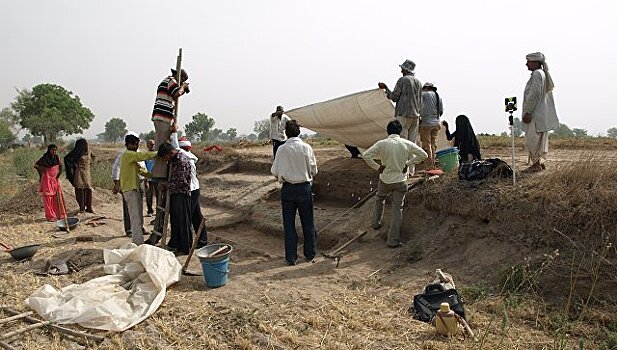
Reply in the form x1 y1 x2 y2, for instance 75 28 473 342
501 117 617 138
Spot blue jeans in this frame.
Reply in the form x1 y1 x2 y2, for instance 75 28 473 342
281 182 316 263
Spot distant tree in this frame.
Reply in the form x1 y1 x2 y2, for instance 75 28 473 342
209 128 223 141
11 84 94 143
0 120 15 151
185 112 215 141
139 130 156 142
0 107 19 131
226 128 237 141
552 123 574 138
246 133 257 141
607 127 617 139
500 131 508 137
572 128 588 138
253 119 270 140
103 117 127 143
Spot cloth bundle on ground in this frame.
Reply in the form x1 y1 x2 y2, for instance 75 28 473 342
458 158 513 181
25 243 182 332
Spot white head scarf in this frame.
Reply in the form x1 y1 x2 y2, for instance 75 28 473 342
526 52 555 92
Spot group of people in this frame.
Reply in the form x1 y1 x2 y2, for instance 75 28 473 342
114 68 207 255
33 52 558 264
269 52 559 258
34 139 96 222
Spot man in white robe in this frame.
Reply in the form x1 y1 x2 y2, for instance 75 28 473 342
522 52 559 172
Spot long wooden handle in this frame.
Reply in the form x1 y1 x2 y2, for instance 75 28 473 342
182 218 206 271
58 184 70 233
330 230 367 256
209 245 229 258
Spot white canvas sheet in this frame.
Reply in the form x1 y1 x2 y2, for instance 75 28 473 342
25 243 182 332
286 88 450 150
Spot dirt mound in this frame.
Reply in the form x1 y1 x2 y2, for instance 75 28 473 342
0 182 41 215
400 156 617 304
313 157 378 206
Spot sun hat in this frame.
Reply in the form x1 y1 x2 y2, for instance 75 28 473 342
399 59 416 73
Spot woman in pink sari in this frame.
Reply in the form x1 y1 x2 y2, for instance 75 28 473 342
34 144 63 221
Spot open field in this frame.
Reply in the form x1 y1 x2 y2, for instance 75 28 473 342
1 138 616 349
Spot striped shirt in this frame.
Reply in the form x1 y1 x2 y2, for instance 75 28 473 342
151 76 180 123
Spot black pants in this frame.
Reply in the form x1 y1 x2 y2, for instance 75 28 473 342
75 188 93 212
281 182 316 263
145 180 157 214
190 189 208 245
168 193 192 254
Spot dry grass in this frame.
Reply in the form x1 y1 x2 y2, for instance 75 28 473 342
2 146 617 349
478 135 617 150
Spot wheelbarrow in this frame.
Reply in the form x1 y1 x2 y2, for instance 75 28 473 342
56 217 80 231
1 242 40 261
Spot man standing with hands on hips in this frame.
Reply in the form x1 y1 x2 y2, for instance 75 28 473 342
271 120 318 266
363 119 427 248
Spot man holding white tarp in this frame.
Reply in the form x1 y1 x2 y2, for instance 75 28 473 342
522 52 559 172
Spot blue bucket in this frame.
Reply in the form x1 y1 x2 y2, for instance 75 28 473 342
196 244 233 288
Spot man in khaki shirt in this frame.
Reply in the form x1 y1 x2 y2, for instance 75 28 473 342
363 120 427 248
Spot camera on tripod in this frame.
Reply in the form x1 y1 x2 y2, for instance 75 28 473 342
504 97 517 113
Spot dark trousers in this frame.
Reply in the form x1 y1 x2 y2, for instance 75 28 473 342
145 180 157 214
272 139 285 159
122 196 131 234
168 193 192 254
75 188 93 212
190 189 208 244
281 182 316 263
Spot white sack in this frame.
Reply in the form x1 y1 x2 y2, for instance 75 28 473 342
286 88 450 150
25 243 182 332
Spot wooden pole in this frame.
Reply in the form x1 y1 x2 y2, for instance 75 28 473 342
0 320 53 340
0 306 104 343
0 312 33 325
160 48 183 247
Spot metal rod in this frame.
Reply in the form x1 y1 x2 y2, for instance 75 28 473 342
510 112 516 186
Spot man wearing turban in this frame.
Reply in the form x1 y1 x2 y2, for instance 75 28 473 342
522 52 559 172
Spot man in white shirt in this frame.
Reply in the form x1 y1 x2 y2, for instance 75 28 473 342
271 120 318 265
522 52 559 172
363 120 428 248
269 105 291 159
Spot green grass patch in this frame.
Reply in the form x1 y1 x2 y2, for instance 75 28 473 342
12 147 41 180
91 158 113 189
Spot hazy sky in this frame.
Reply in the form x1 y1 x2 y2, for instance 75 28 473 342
2 0 616 139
